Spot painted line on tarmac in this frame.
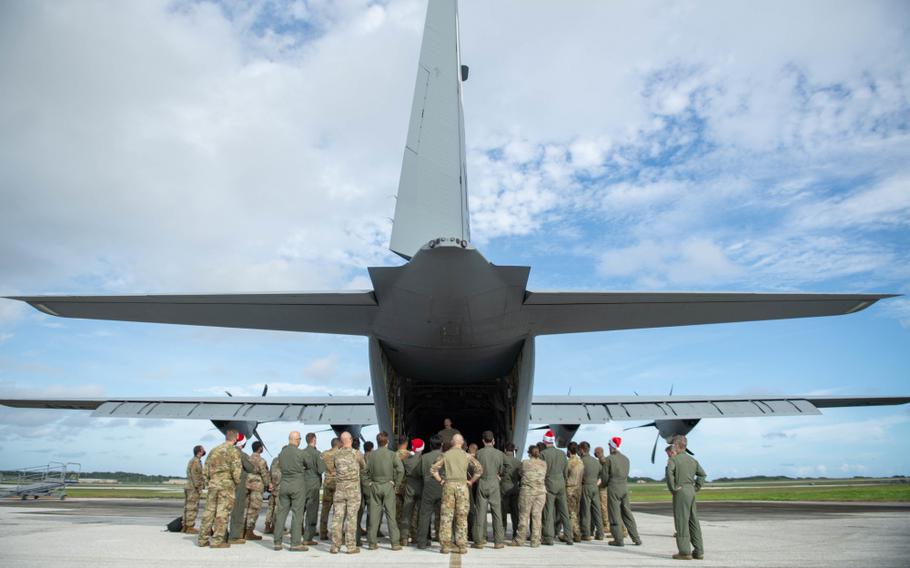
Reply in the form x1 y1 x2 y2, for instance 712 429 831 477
449 550 461 568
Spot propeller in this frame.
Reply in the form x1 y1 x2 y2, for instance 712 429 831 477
252 384 270 456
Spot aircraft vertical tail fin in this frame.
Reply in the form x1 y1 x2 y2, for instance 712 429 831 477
389 0 470 259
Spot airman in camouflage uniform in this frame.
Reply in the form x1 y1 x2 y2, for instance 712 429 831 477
198 430 242 548
319 438 340 540
183 445 205 534
579 442 604 541
667 436 706 560
430 433 483 554
331 431 366 554
565 442 583 542
229 436 257 544
509 444 547 547
264 455 281 534
244 441 270 540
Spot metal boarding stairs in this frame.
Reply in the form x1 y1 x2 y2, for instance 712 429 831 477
0 462 81 500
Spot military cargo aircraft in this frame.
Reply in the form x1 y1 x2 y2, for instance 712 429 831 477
2 0 907 453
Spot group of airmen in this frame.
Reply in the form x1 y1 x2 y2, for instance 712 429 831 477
182 418 707 560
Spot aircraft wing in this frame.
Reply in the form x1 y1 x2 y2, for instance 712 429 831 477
523 291 897 335
529 394 910 424
5 292 378 335
0 396 378 425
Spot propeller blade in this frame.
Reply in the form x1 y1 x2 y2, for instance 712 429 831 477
225 390 233 397
623 422 657 431
253 427 270 457
651 431 660 464
669 384 674 396
528 425 550 431
686 448 695 456
261 384 268 397
366 387 371 397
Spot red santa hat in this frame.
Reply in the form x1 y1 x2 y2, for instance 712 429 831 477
235 432 246 447
543 430 556 444
411 438 425 452
608 436 622 450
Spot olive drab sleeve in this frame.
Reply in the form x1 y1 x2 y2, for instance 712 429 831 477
467 453 483 480
695 461 706 491
430 455 445 477
666 456 678 492
393 451 405 485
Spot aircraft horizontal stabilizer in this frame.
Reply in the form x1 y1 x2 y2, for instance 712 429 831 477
529 394 910 424
523 291 897 335
6 292 378 335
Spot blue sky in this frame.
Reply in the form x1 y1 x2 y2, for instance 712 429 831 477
0 0 908 479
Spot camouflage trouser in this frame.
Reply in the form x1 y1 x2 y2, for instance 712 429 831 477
198 481 235 546
266 489 278 528
567 486 582 540
580 485 603 539
439 482 470 549
332 480 361 550
319 483 335 538
244 489 264 532
183 487 201 527
515 488 545 546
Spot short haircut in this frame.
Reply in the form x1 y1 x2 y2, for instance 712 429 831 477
429 435 442 450
225 429 239 442
504 442 515 452
528 444 539 456
579 441 590 452
536 441 546 452
352 438 361 450
252 441 263 453
397 434 409 446
567 441 578 455
482 430 494 443
331 437 341 448
305 432 316 444
376 431 389 447
193 445 204 456
364 441 374 452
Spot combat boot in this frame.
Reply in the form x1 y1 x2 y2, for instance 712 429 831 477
210 542 230 549
183 526 198 534
368 543 378 550
672 553 693 560
494 543 505 549
228 537 245 545
608 540 624 546
288 544 308 551
330 546 339 554
693 552 704 560
197 540 209 547
273 544 283 551
304 539 317 546
457 546 468 554
472 543 484 549
347 547 360 554
400 537 409 547
582 536 593 541
508 539 521 547
391 544 402 551
440 545 451 554
245 529 262 541
263 522 273 534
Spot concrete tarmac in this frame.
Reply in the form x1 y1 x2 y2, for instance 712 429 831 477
1 499 909 567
